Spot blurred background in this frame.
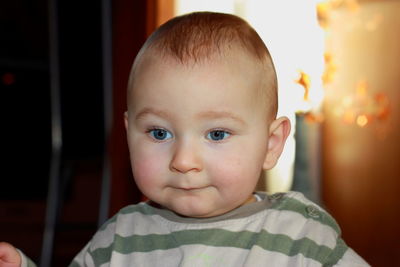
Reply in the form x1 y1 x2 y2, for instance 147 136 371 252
0 0 399 266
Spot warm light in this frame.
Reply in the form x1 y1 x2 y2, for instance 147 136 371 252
319 0 391 130
322 53 337 84
317 0 361 29
356 80 368 97
356 115 368 127
333 84 390 127
343 110 356 124
365 13 383 32
342 96 353 107
245 0 326 115
375 93 390 121
346 0 360 13
317 2 331 28
296 71 311 101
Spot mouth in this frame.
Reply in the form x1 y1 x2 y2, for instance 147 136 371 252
174 186 209 192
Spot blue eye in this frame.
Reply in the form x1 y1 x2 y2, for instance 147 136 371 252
207 130 231 141
149 129 172 141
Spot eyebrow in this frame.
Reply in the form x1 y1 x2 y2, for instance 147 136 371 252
196 111 247 126
135 108 246 126
135 107 172 121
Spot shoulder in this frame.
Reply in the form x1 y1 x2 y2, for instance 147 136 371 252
259 191 353 265
265 192 369 265
265 191 342 236
87 202 155 250
70 203 155 265
95 202 157 234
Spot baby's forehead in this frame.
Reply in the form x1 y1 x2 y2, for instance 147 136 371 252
129 50 275 118
131 48 264 96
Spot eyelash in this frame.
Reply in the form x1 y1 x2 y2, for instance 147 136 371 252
146 127 173 142
206 128 232 142
145 127 233 142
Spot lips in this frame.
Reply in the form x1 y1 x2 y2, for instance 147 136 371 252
173 186 209 191
181 187 203 191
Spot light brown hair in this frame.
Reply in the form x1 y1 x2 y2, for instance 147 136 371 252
128 12 278 119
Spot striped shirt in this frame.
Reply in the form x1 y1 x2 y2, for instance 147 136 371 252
63 191 369 266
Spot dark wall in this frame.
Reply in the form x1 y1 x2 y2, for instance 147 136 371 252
1 0 105 200
1 0 50 200
0 0 159 264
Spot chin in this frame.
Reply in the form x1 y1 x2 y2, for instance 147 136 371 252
173 204 228 218
169 203 215 218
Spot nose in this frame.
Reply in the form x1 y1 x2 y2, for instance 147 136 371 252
170 139 202 173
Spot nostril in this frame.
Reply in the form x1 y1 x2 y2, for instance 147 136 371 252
170 157 202 173
169 143 202 173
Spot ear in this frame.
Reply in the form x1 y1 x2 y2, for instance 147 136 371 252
124 111 129 131
263 116 291 170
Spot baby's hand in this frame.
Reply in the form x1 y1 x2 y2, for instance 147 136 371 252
0 242 21 267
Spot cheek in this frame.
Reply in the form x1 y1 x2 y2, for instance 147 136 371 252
130 147 168 191
208 154 248 184
206 146 264 187
214 156 241 178
209 155 259 202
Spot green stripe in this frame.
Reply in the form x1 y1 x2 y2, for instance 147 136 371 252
90 245 113 267
272 196 341 235
114 197 341 235
120 203 157 215
323 238 348 266
69 261 81 267
90 229 338 265
98 204 156 231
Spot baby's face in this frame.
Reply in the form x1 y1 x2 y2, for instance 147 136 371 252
125 51 272 218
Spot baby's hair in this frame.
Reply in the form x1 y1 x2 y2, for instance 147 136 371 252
129 12 278 119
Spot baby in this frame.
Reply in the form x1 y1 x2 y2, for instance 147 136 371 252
0 12 369 267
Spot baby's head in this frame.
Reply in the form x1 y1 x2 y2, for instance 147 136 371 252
129 12 278 120
125 12 290 218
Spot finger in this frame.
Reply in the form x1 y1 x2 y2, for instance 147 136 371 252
0 242 20 263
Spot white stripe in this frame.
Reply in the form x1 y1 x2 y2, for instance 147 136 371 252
286 191 330 214
90 221 116 250
243 245 323 267
333 248 370 267
103 244 323 267
112 207 338 249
